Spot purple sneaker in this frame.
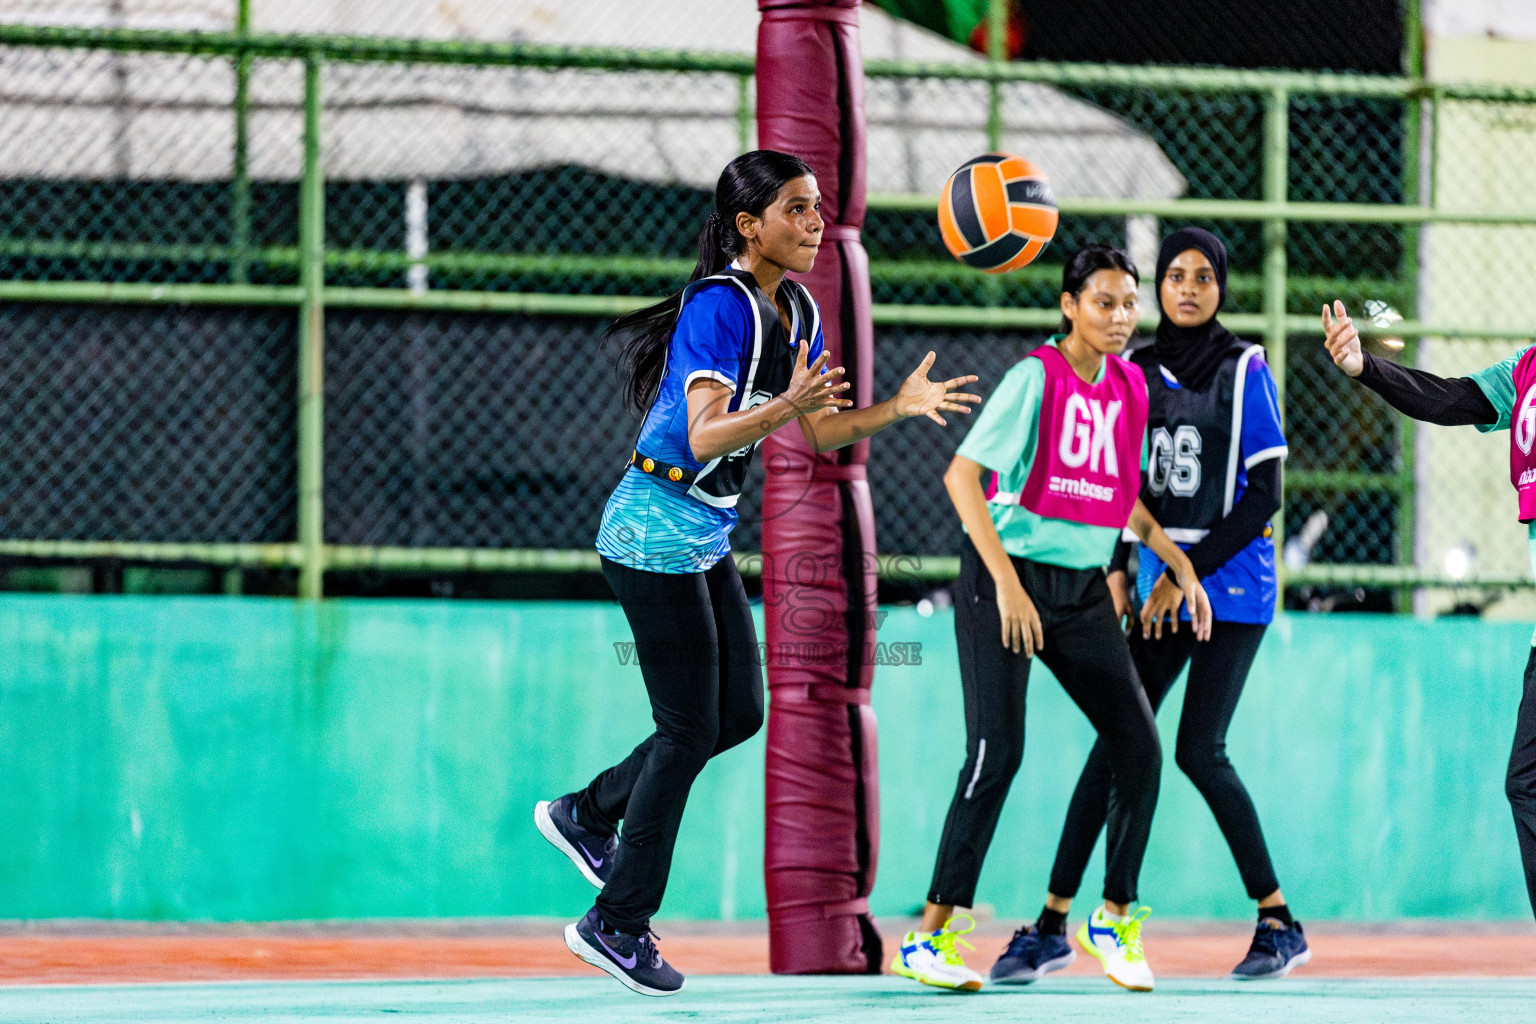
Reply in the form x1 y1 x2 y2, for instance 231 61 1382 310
991 923 1076 984
535 795 616 888
1231 919 1311 980
565 906 684 997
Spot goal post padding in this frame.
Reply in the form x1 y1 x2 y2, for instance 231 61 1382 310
757 0 883 976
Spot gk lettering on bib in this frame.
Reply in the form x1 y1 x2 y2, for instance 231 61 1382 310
1510 347 1536 523
988 344 1148 528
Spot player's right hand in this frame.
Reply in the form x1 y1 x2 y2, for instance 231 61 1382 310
996 574 1044 657
1107 569 1133 634
1140 573 1183 640
1323 299 1364 377
780 340 852 414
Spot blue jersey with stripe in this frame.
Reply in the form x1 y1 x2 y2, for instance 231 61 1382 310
1134 342 1287 624
596 270 824 574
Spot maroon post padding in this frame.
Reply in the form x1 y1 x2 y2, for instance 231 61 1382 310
757 0 882 975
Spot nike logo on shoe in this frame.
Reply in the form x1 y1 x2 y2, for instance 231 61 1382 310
1088 922 1120 946
577 841 604 869
595 930 638 969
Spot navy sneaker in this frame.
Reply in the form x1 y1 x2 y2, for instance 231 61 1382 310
535 795 616 888
1231 919 1311 980
565 906 685 997
990 923 1077 984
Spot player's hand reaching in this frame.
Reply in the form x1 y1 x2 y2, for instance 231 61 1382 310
1323 300 1364 378
780 340 852 415
892 351 981 426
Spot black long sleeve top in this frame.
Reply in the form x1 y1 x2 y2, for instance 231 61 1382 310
1354 351 1498 427
1112 353 1499 581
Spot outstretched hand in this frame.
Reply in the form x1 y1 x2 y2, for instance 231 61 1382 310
1322 300 1364 378
780 338 852 415
893 351 981 426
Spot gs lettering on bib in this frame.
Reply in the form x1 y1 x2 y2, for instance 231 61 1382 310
1510 346 1536 523
987 344 1148 528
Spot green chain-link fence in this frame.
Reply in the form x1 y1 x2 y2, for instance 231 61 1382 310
0 22 1534 604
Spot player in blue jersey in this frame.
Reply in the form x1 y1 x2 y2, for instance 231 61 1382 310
534 150 981 997
989 229 1309 988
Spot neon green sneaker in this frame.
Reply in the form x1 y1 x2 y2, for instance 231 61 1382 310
1076 906 1154 991
891 914 984 992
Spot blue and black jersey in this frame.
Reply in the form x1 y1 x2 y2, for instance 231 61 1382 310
596 267 824 574
1131 340 1288 624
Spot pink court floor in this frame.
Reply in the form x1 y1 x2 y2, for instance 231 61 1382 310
0 919 1526 984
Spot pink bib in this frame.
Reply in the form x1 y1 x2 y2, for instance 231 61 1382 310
1510 347 1536 523
986 344 1148 529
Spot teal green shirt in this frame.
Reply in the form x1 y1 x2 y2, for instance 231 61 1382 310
1469 345 1536 609
956 339 1148 569
1469 346 1533 433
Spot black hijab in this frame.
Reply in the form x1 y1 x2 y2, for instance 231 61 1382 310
1153 227 1239 391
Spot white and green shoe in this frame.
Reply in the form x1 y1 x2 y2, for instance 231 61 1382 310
1077 906 1155 991
891 914 985 992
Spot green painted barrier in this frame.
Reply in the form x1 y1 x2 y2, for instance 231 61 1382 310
0 595 1525 921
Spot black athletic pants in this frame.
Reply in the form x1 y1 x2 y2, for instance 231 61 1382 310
927 540 1162 908
1507 647 1536 919
572 556 764 934
1047 620 1281 902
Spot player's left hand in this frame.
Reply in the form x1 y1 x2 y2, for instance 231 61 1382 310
1185 577 1213 641
893 351 980 426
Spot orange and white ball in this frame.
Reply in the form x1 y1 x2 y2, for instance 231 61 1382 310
937 153 1058 273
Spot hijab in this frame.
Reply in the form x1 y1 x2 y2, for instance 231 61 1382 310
1153 227 1239 392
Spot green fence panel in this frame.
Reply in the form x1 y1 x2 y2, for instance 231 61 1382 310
0 29 1531 595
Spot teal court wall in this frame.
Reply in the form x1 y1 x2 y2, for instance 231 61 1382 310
0 594 1526 921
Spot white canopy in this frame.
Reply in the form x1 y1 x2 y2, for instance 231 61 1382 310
0 0 1184 200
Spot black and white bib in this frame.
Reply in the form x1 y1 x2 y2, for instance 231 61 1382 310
1134 340 1266 542
675 267 821 510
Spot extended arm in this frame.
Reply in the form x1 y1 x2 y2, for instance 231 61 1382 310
1356 353 1498 427
798 350 979 453
685 343 850 463
1323 299 1498 427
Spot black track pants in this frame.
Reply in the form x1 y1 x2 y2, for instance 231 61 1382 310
1048 620 1280 902
927 540 1162 908
572 556 764 934
1506 646 1536 920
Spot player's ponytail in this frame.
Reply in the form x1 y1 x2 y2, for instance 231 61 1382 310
608 149 816 414
1058 243 1139 334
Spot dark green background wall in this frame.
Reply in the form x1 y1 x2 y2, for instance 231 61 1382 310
0 595 1524 921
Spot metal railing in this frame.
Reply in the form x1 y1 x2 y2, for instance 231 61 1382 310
0 19 1530 596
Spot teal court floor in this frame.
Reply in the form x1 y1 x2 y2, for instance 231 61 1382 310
1 975 1533 1023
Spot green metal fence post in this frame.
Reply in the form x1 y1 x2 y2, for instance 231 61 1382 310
231 0 252 284
1395 0 1425 610
976 0 1010 309
297 52 325 599
1264 86 1290 608
984 0 1007 151
737 73 751 154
